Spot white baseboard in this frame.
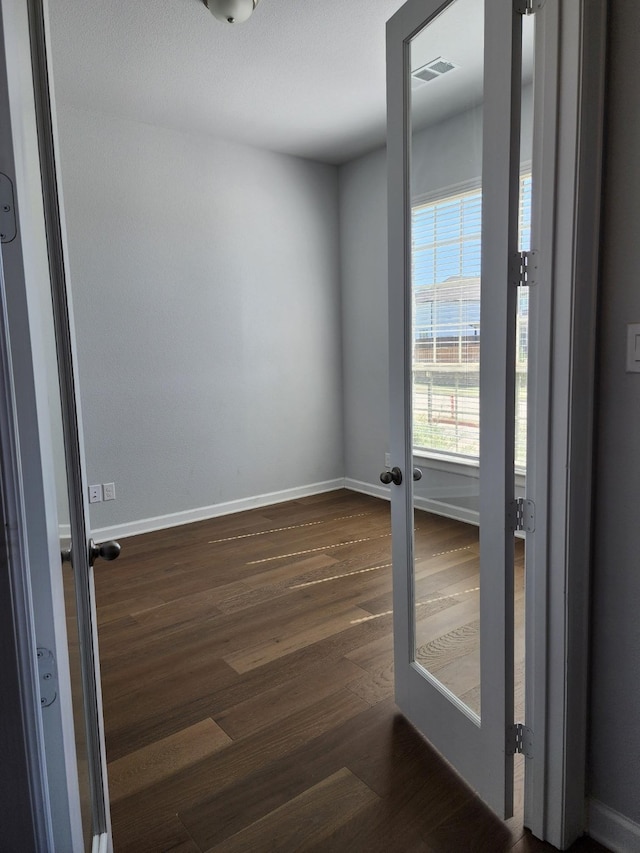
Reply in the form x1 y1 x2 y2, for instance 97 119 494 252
588 798 640 852
345 477 479 526
344 477 391 502
92 478 345 540
92 476 481 542
414 495 479 526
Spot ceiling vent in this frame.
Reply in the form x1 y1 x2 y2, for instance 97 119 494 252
412 57 459 86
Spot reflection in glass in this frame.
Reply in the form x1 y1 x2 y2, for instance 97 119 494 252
515 10 535 725
408 0 533 719
409 0 485 718
47 360 93 845
62 556 93 846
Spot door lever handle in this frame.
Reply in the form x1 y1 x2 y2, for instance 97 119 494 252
380 466 403 486
89 538 121 566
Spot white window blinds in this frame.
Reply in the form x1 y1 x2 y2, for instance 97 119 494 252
411 173 532 467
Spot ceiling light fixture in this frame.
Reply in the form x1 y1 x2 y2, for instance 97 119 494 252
205 0 262 24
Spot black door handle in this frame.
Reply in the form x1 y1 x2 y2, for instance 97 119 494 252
89 538 121 566
380 466 403 486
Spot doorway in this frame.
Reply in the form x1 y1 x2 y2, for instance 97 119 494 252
0 2 600 844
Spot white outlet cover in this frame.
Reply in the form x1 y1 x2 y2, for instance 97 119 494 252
103 482 116 501
89 484 102 503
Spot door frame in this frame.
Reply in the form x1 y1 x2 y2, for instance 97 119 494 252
0 0 97 849
525 0 606 847
0 247 54 850
0 0 607 848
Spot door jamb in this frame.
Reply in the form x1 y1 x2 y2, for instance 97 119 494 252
0 0 86 848
0 247 53 851
525 0 607 847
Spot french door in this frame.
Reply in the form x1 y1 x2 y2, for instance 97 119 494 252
386 0 528 818
1 0 117 849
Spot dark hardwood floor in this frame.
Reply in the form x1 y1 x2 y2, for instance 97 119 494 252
94 489 607 852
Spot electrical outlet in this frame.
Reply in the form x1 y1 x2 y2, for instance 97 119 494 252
384 452 391 467
89 484 102 503
103 482 116 501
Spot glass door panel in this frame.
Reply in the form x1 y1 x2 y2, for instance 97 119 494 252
409 0 485 717
514 10 535 727
54 430 94 848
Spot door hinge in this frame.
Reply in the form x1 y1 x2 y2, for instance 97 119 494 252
514 0 544 14
508 723 533 757
508 498 535 532
511 250 538 287
0 173 17 244
37 648 58 708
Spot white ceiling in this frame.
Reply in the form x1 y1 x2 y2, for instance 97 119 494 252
47 0 533 166
48 0 405 165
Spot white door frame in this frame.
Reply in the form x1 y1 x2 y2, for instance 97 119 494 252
0 0 607 848
0 0 94 849
525 0 606 847
0 0 117 853
0 247 54 850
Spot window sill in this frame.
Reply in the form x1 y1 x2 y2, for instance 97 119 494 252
413 448 526 487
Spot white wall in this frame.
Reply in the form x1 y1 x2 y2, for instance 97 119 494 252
588 0 640 838
56 106 344 531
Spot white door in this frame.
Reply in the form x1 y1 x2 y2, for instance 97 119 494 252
386 0 529 818
0 0 116 849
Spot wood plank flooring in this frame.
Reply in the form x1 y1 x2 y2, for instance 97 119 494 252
94 489 607 852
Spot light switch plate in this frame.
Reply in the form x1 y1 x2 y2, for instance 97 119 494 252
626 323 640 373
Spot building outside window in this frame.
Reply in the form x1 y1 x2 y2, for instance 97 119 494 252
411 173 532 469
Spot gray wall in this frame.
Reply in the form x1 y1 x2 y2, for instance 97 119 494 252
56 106 344 529
589 0 640 827
339 145 390 489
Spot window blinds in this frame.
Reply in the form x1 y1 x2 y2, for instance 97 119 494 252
411 173 532 466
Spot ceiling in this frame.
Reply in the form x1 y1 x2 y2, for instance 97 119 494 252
47 0 533 166
48 0 404 165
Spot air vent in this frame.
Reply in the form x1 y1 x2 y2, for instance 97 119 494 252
412 56 459 86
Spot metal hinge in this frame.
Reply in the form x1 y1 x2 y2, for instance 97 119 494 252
514 0 544 14
37 648 58 708
511 250 538 287
508 498 535 532
508 723 533 757
0 173 17 244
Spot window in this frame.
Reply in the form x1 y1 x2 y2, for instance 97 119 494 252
411 174 532 468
